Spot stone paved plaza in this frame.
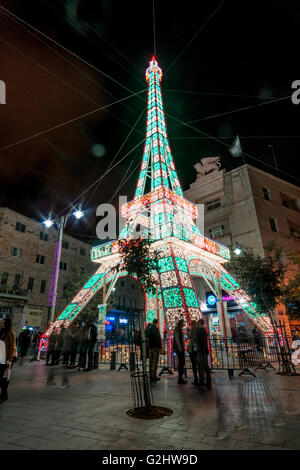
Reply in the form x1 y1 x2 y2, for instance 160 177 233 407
0 360 299 450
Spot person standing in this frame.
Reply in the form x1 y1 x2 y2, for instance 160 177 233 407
0 317 16 402
85 320 98 372
172 319 187 384
46 329 57 366
146 319 162 382
68 322 80 369
78 324 88 371
18 329 31 365
62 329 71 367
196 319 211 389
54 325 65 365
187 320 199 386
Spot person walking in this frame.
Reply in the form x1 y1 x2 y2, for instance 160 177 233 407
46 329 57 366
62 328 72 367
187 320 200 386
78 324 88 371
173 319 187 384
146 319 162 382
196 319 211 389
30 331 42 361
85 320 98 372
18 329 31 365
0 317 16 402
54 325 65 365
68 322 80 369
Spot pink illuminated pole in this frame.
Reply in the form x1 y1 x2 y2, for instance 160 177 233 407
48 215 64 325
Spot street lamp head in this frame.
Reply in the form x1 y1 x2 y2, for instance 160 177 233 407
234 247 242 256
43 219 53 228
74 209 84 219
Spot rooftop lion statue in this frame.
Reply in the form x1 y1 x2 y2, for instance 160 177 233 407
194 157 221 177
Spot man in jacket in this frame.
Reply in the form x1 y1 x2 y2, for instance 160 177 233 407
173 319 187 384
196 319 211 389
145 319 162 382
85 319 98 372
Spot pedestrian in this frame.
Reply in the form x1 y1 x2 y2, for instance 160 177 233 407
46 329 57 366
196 319 211 389
85 319 98 372
187 320 200 386
172 319 187 384
68 322 80 369
54 325 65 365
62 328 72 367
31 331 42 360
146 319 162 382
78 324 88 371
0 317 16 402
18 328 31 365
252 327 262 350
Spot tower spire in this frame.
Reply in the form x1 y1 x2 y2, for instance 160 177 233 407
134 58 183 199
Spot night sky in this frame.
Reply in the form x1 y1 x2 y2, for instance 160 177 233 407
0 0 299 243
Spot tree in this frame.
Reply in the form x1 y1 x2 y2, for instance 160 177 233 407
283 252 300 320
226 241 286 319
225 241 296 374
117 237 160 410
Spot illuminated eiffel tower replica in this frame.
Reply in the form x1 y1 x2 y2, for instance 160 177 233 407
45 57 272 340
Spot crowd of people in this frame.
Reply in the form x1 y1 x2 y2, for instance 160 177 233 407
45 320 98 371
143 317 211 389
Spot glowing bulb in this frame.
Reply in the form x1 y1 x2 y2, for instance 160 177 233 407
234 247 242 255
44 219 53 228
74 209 84 219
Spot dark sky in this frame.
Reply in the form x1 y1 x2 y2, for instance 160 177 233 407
0 0 300 243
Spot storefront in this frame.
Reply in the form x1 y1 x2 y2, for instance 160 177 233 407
201 291 254 338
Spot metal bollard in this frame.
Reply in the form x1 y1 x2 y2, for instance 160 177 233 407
110 351 116 370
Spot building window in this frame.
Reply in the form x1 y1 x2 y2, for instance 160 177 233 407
263 188 271 201
288 220 300 239
39 232 48 241
120 280 124 287
27 277 34 292
60 262 67 271
281 192 300 212
62 240 69 249
15 222 26 233
40 280 46 294
36 254 45 264
79 267 85 273
131 284 135 290
80 248 86 256
10 247 23 258
1 272 8 285
269 218 278 232
209 225 224 239
205 198 221 211
13 274 21 290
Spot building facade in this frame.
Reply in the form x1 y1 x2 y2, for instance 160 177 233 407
0 207 94 333
184 163 300 336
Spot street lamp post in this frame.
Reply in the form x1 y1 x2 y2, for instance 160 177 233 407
43 205 84 325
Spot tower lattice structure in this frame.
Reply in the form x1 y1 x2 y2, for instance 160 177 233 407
45 58 273 338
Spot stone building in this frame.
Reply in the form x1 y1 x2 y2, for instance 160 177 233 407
184 162 300 336
0 207 145 338
0 207 94 332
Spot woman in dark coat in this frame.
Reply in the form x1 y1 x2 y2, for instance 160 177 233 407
18 329 31 365
0 317 16 402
